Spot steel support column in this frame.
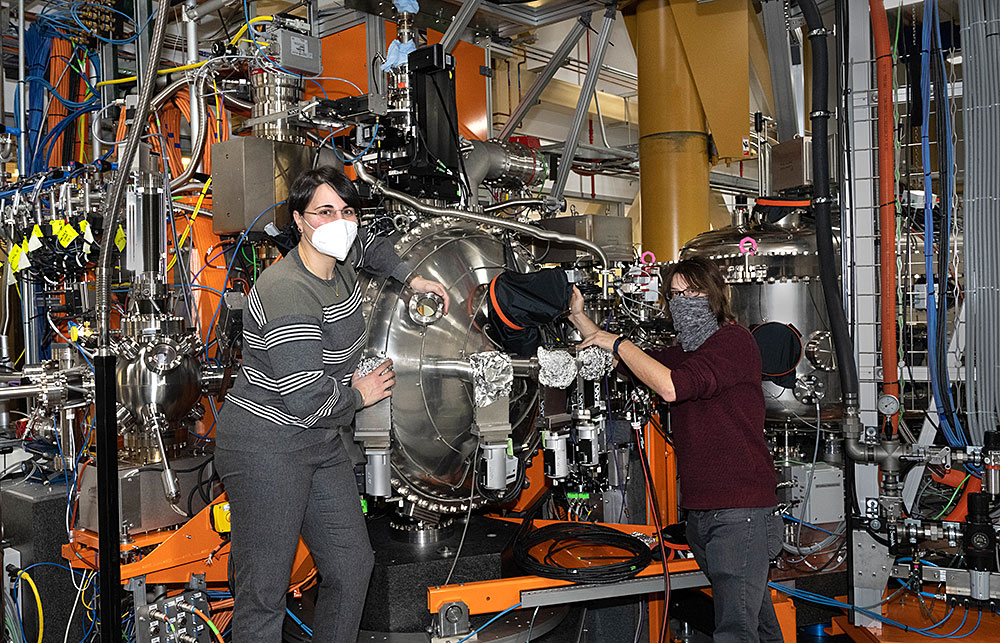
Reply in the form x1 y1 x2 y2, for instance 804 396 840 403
95 353 121 643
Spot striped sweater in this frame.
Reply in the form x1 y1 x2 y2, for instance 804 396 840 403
217 230 410 453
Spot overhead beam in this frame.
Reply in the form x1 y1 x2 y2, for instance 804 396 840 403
550 4 619 202
440 0 484 55
497 11 591 140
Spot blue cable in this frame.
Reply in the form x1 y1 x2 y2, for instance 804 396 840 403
929 0 965 444
896 557 940 567
171 284 224 296
286 608 312 635
780 513 837 536
455 602 523 643
919 1 959 447
769 582 982 638
204 202 284 358
332 122 380 164
68 3 156 45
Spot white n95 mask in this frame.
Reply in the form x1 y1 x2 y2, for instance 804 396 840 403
302 217 358 261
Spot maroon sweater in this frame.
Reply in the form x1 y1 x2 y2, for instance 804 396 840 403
648 324 777 511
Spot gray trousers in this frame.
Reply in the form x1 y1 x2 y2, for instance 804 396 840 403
685 507 784 643
216 435 374 643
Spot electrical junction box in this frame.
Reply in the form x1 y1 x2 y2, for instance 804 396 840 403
770 136 813 192
786 462 844 525
537 214 634 263
211 136 313 234
276 28 322 76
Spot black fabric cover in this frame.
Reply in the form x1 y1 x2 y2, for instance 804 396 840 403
751 322 802 389
486 268 570 357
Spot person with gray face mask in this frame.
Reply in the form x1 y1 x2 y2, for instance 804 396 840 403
568 256 780 643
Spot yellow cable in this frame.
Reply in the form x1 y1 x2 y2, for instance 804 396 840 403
94 61 209 88
167 178 211 272
18 571 43 643
94 14 272 89
227 16 273 46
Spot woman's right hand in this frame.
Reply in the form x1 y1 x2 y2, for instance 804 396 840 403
352 359 395 407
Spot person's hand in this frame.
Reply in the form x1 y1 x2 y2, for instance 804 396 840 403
569 285 585 317
410 276 450 315
352 359 395 407
579 329 619 352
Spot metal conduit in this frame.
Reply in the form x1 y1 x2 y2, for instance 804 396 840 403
353 162 609 268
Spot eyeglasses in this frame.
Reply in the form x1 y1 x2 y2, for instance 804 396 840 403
302 208 358 219
668 288 704 299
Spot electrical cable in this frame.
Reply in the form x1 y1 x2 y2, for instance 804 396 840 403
793 403 824 558
443 450 479 586
455 602 523 643
769 582 978 638
524 606 539 642
513 517 653 584
188 607 225 643
630 421 668 643
14 570 42 643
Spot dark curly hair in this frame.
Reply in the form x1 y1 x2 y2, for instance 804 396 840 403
286 166 361 219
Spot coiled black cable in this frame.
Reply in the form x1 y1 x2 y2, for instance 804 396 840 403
513 519 653 584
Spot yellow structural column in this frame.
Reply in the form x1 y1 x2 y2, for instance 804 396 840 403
631 0 712 261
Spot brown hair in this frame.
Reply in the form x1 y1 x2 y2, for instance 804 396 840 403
663 256 736 324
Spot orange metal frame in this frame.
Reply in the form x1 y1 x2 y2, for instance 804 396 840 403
63 494 315 587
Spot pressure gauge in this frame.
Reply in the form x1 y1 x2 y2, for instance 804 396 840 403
877 394 901 416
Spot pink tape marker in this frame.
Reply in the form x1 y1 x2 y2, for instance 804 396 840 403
739 237 758 255
640 251 656 265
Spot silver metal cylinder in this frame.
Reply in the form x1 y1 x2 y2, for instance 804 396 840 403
250 71 304 142
17 0 26 173
542 431 569 480
365 448 392 497
186 0 200 172
985 456 1000 496
0 383 42 401
464 139 548 190
574 421 600 467
481 443 508 491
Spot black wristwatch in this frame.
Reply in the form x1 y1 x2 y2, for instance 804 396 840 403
612 336 626 357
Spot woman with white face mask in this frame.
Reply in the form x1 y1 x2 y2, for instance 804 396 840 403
567 257 781 643
216 166 448 642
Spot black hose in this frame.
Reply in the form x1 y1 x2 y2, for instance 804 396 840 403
798 0 860 406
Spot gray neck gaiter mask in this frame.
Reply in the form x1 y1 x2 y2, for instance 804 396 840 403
669 296 720 352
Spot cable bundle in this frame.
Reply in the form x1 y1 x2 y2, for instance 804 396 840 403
513 520 653 584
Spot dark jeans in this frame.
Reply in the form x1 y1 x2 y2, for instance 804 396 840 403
685 507 784 643
216 436 374 643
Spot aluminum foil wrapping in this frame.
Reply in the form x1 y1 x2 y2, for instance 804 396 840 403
469 351 513 407
356 356 392 378
537 347 578 389
578 346 615 381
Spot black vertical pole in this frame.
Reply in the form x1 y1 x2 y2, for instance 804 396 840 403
95 353 120 643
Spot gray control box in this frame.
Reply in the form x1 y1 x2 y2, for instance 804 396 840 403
276 28 322 76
